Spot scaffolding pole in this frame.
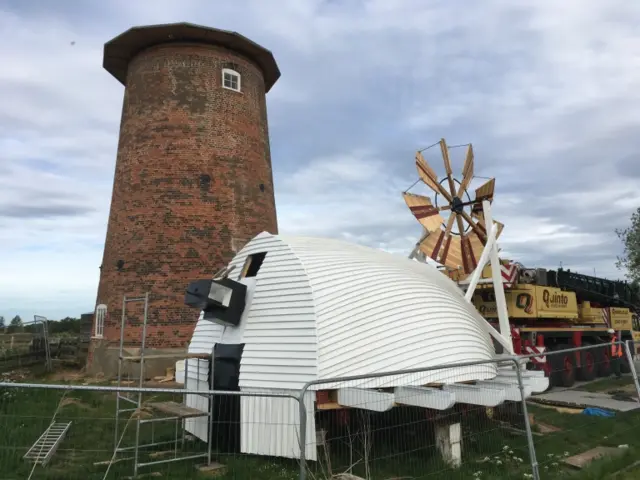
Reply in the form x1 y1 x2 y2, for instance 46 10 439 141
112 292 213 477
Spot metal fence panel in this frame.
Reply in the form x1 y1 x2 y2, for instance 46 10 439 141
1 343 640 479
517 342 640 479
0 382 301 479
295 357 539 480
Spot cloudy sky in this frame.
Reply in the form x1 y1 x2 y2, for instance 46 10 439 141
1 0 639 321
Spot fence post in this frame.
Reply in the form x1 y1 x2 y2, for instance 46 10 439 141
624 341 640 403
298 387 309 480
514 358 540 480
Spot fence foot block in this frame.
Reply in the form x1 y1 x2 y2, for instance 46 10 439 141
196 462 227 476
435 422 462 468
124 473 161 479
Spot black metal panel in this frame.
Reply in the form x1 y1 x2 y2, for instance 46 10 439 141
210 343 244 454
184 277 247 326
547 268 639 310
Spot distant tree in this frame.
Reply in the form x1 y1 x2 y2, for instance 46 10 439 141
48 317 81 335
0 316 5 330
8 315 23 334
631 280 640 306
617 207 640 283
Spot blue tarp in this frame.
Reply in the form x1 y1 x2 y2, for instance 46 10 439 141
582 407 615 417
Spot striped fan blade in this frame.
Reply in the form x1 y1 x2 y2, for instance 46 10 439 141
434 213 458 265
471 178 495 214
403 193 444 232
415 151 441 193
458 210 489 244
473 212 505 240
461 231 484 274
419 229 460 266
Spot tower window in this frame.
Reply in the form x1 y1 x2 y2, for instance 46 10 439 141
222 68 241 92
94 304 107 338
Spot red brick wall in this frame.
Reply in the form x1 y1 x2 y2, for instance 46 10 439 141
95 42 278 348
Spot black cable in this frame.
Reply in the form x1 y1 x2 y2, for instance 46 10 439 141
417 141 439 153
403 178 421 193
448 143 471 149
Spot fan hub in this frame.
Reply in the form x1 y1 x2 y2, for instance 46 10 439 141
451 196 465 214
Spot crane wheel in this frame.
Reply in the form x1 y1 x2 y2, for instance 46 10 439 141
595 344 612 378
620 354 631 374
549 344 576 388
577 348 597 381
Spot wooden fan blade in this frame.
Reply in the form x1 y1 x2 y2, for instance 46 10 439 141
436 212 457 264
418 230 447 261
417 211 464 267
457 144 474 195
466 230 484 266
416 151 453 202
428 234 463 271
444 212 457 237
439 139 457 196
473 212 504 240
454 201 479 271
459 210 488 243
475 177 495 200
403 192 444 232
493 219 505 238
471 178 495 215
439 138 453 175
415 151 439 191
455 213 466 244
460 232 483 274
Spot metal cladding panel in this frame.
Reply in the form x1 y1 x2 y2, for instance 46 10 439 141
188 232 497 391
184 231 499 457
189 311 224 355
187 232 319 391
229 234 319 390
239 389 316 460
280 234 498 388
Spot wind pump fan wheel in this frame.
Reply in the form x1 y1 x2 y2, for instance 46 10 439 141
403 138 504 276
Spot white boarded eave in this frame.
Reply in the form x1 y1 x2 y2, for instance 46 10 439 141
194 232 500 391
335 368 547 412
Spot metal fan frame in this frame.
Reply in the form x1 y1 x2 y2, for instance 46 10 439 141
433 177 474 236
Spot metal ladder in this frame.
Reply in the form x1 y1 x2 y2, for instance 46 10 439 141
23 421 72 466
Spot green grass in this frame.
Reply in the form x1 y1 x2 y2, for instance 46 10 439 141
525 403 640 479
1 373 640 479
575 376 635 394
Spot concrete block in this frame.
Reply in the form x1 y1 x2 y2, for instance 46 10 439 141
436 422 462 468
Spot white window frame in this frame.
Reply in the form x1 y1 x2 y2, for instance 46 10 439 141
94 304 107 338
222 68 241 92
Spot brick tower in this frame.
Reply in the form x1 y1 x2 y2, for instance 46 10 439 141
90 23 280 370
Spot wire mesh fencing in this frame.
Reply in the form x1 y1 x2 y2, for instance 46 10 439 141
297 357 539 480
0 382 303 479
521 341 640 479
2 344 640 479
0 322 51 374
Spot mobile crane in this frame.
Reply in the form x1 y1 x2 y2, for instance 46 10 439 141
403 138 639 388
467 261 638 387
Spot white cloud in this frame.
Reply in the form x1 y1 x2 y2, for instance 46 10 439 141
1 0 639 321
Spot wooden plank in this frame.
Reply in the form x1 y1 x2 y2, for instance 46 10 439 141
121 353 210 362
147 401 208 419
563 446 624 469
